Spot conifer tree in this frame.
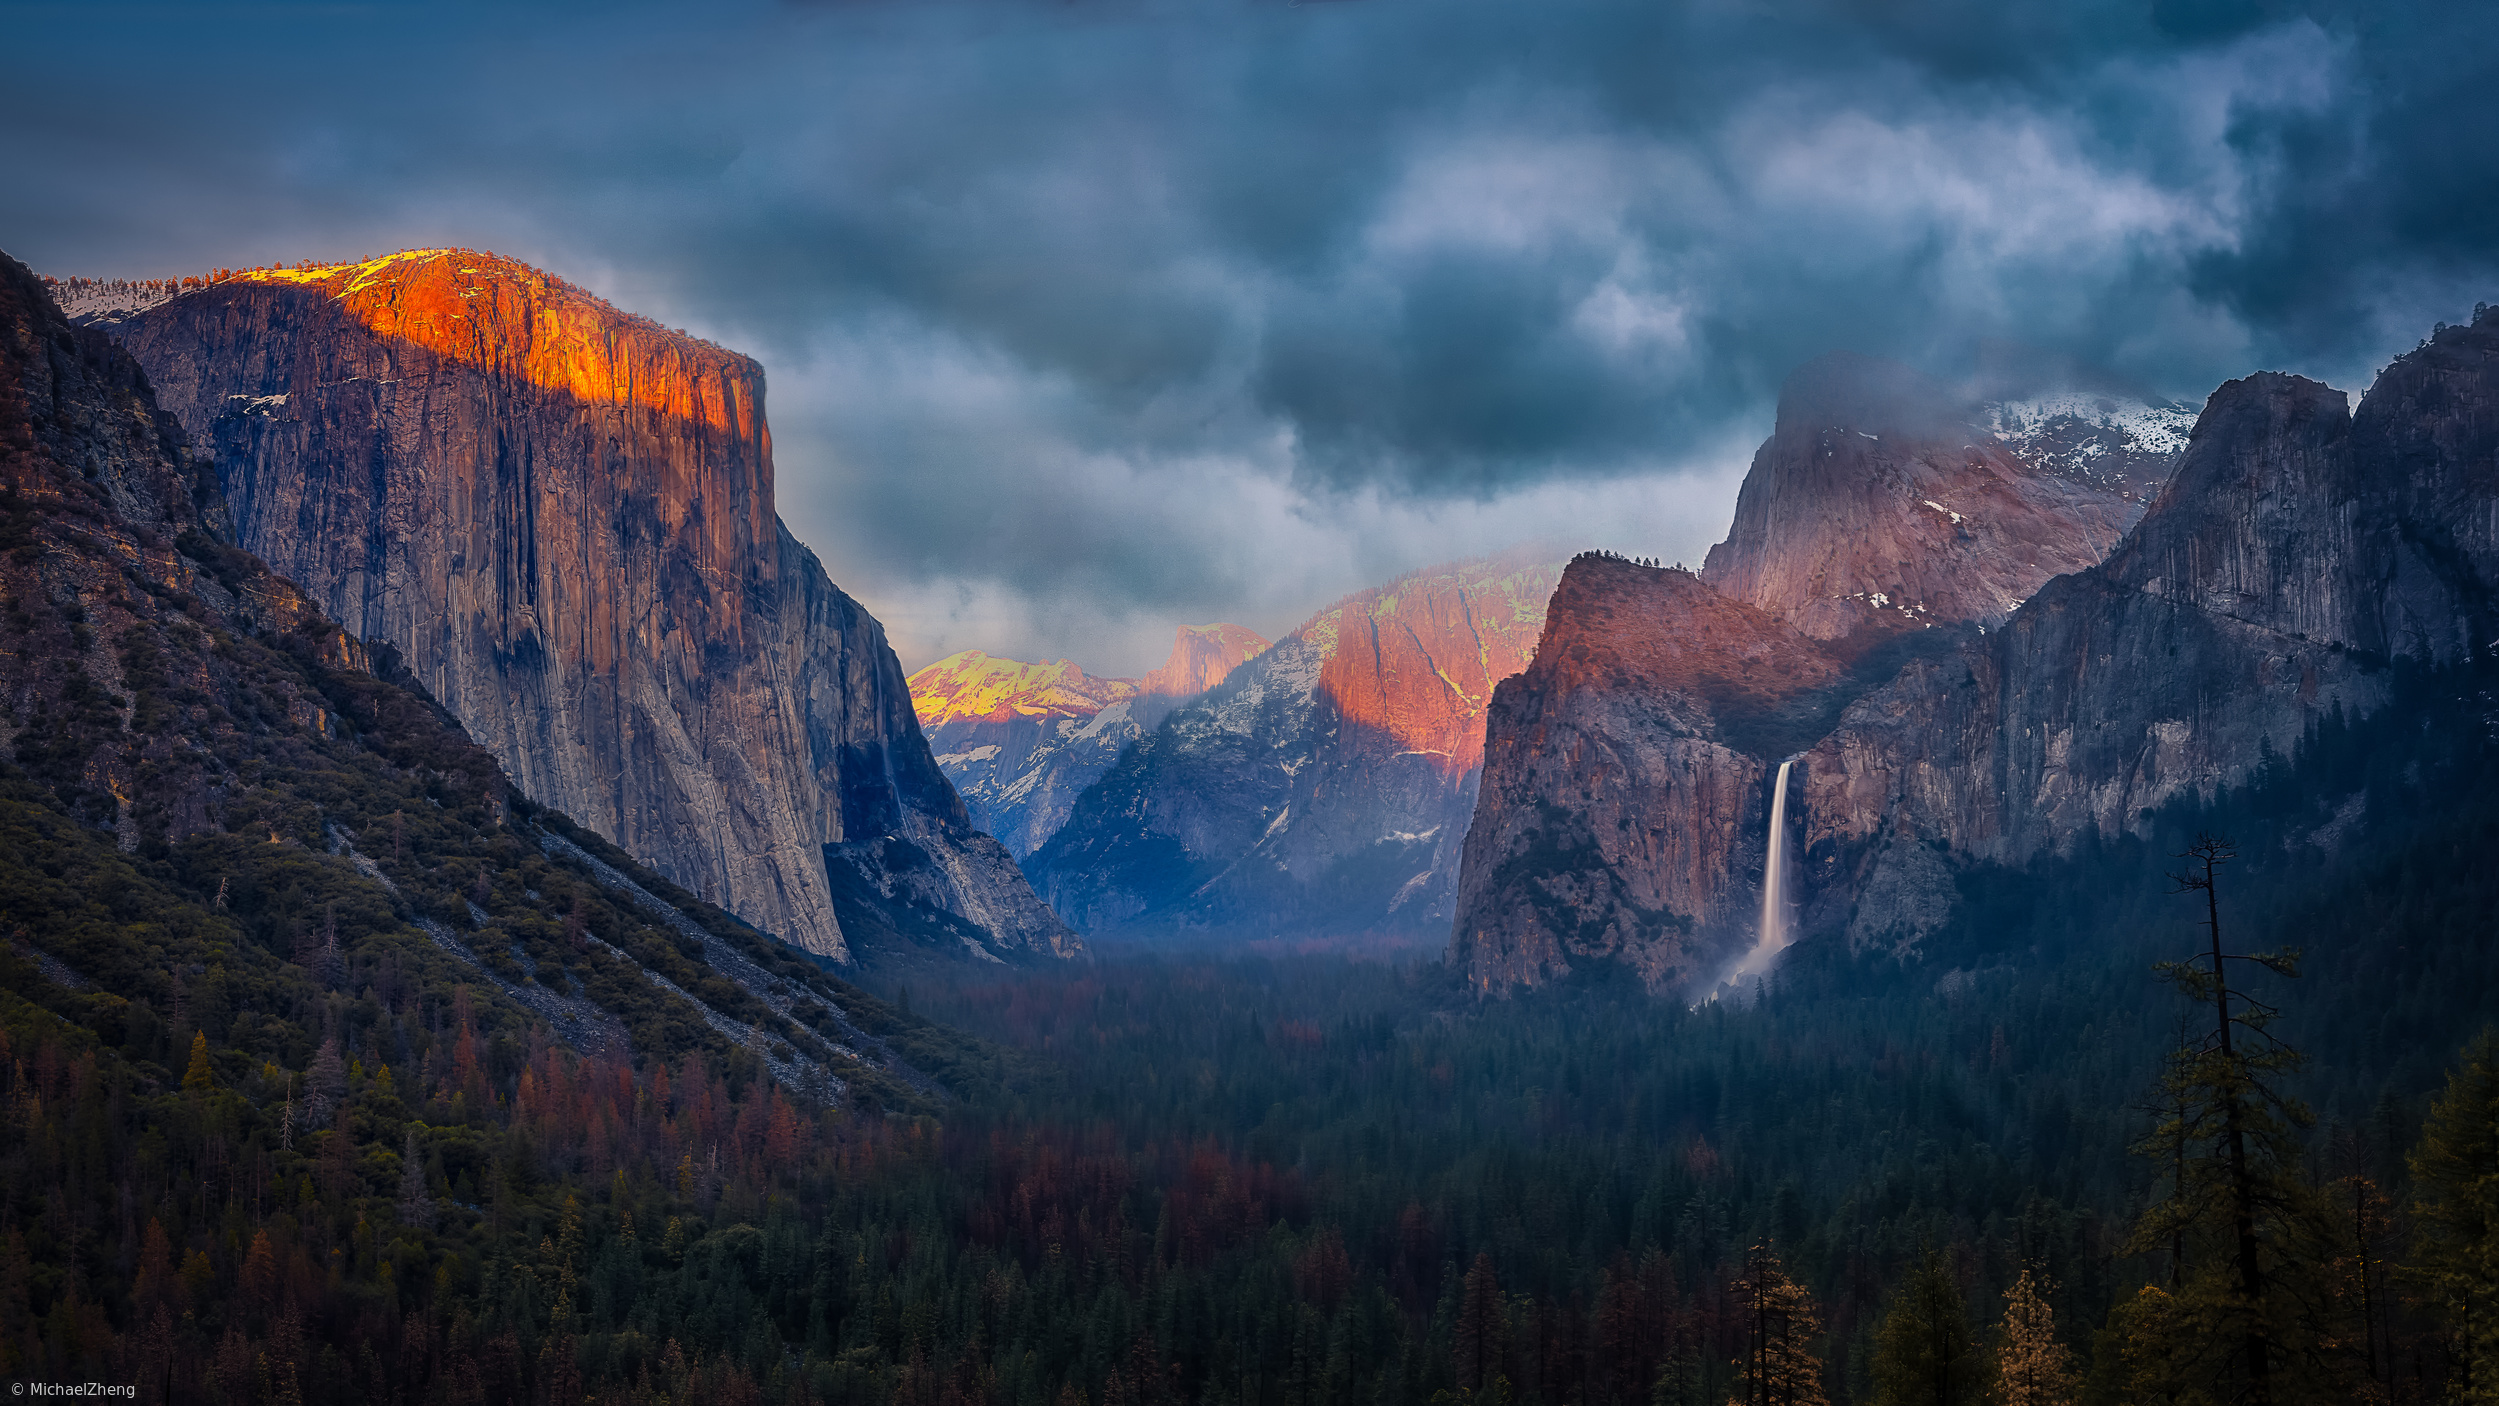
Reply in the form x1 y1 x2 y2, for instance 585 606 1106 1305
180 1031 214 1091
1729 1243 1827 1406
308 1034 346 1122
2326 1125 2396 1400
1991 1270 2074 1406
1456 1252 1506 1392
2117 835 2338 1405
2408 1027 2499 1402
397 1128 434 1230
1869 1249 1978 1406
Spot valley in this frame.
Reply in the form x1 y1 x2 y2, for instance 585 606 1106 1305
4 242 2496 1406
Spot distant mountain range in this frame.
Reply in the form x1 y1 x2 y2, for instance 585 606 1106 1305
907 624 1272 857
904 359 2210 951
1024 551 1568 936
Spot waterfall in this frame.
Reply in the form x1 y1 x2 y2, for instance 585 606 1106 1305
1713 758 1797 1000
1757 758 1793 958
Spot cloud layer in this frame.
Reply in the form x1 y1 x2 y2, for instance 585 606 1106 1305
8 0 2495 672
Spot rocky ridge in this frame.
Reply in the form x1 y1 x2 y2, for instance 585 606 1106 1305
1027 551 1566 934
1699 353 2181 645
1802 320 2499 951
0 248 964 1107
908 623 1271 858
98 248 1071 968
1449 558 1842 992
1455 355 2201 992
1453 311 2499 994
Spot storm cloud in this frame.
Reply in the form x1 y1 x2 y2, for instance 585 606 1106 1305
7 0 2495 672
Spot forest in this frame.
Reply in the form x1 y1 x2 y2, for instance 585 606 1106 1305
4 635 2499 1405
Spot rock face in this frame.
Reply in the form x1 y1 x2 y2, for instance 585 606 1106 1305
1803 320 2499 948
1454 309 2499 993
906 623 1270 857
1136 622 1272 698
102 249 1072 967
1700 353 2188 645
4 251 975 1101
1455 357 2199 992
1449 558 1844 992
1027 551 1566 934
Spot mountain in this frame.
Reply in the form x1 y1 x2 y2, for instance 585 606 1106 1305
0 244 965 1105
1449 558 1844 991
1027 550 1567 935
910 653 1145 729
1800 320 2499 953
0 248 1010 1398
1455 356 2207 993
1135 622 1272 697
81 249 1071 970
908 623 1270 858
1698 352 2190 645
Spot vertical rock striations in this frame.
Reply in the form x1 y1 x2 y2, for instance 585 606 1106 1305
1804 321 2499 948
1136 623 1273 699
1456 309 2499 993
1456 356 2200 992
1700 353 2184 645
1450 558 1844 993
906 623 1271 857
1027 551 1566 935
104 249 1071 966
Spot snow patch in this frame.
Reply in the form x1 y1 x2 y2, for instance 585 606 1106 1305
1983 392 2199 490
43 275 185 327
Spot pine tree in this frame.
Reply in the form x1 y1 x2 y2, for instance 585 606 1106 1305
2325 1125 2396 1401
1869 1249 1979 1406
1729 1242 1827 1406
308 1034 346 1122
397 1128 434 1230
2408 1026 2499 1403
181 1031 215 1091
1456 1253 1506 1392
1991 1270 2074 1406
2117 835 2339 1405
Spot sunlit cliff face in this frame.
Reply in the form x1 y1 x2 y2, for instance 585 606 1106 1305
907 623 1272 729
219 250 778 599
1135 623 1271 698
227 250 763 439
1307 553 1564 778
908 653 1141 727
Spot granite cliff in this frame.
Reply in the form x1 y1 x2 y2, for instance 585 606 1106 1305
1028 551 1566 935
1800 314 2499 954
0 248 969 1108
1700 353 2188 645
1137 622 1272 698
1455 356 2207 992
1449 558 1842 991
91 250 1072 968
907 623 1270 856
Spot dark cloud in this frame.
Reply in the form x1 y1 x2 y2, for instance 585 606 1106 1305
5 0 2495 669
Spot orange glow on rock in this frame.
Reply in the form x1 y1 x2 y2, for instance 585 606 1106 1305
228 250 762 442
1309 553 1565 777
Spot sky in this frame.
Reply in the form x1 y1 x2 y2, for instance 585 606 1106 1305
6 0 2496 675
